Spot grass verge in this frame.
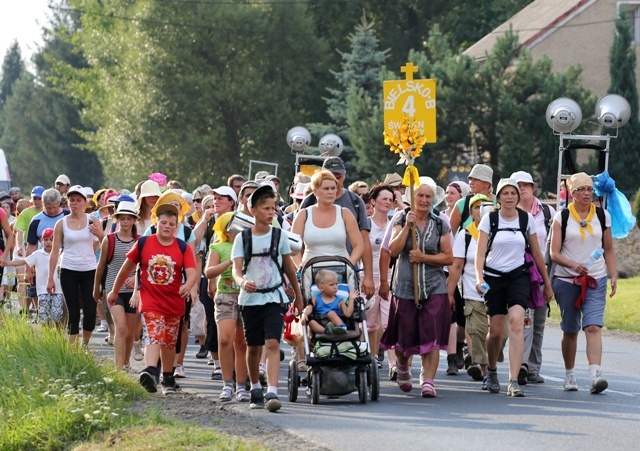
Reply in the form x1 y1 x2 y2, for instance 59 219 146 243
0 313 260 450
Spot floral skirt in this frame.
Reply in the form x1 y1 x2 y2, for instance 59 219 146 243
380 293 451 357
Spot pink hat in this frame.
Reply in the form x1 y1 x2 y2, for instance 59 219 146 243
149 173 168 192
42 228 55 240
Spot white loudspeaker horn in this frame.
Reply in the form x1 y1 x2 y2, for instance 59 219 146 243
286 126 311 153
595 94 631 128
546 97 582 133
318 134 343 157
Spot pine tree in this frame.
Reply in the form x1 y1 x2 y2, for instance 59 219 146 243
606 14 640 196
0 41 25 107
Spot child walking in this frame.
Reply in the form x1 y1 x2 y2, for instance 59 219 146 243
232 185 303 412
94 201 140 371
108 203 198 395
1 228 63 327
300 269 357 335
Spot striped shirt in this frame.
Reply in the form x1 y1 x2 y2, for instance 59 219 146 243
105 234 138 293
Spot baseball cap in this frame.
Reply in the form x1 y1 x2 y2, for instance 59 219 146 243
155 203 179 217
254 170 269 181
42 228 55 240
55 174 70 185
31 186 45 198
212 186 238 202
239 181 259 197
0 192 9 200
248 184 275 209
67 185 87 199
322 156 346 175
9 187 21 194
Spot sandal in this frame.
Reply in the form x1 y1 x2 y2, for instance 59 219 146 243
396 364 412 392
421 380 436 398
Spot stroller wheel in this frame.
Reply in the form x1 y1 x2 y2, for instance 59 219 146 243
369 364 380 401
357 368 368 404
288 360 298 402
311 371 320 405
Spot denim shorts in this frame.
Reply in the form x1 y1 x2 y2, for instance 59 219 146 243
553 277 607 333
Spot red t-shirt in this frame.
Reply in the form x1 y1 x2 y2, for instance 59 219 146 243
126 235 196 317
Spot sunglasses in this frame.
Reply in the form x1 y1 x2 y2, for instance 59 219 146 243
193 198 203 203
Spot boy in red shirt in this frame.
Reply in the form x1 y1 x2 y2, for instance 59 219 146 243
108 203 198 395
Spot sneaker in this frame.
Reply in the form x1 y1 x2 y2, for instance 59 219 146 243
421 381 436 398
396 366 413 393
219 385 234 402
265 392 282 412
486 369 500 394
463 345 472 370
95 323 108 332
207 358 216 366
236 388 251 402
507 380 525 397
564 373 578 391
258 363 267 387
590 373 608 394
133 341 144 361
377 348 384 363
481 376 488 391
122 364 131 372
446 355 459 376
161 381 177 395
389 364 398 381
518 364 528 386
249 388 264 409
174 364 186 378
527 373 545 384
467 363 483 381
139 370 158 393
376 357 383 369
195 346 208 359
211 365 222 381
279 348 285 362
104 335 114 346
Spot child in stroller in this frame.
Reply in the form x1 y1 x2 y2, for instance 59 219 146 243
300 269 358 336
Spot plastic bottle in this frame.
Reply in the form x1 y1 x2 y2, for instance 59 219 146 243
479 283 490 295
583 247 604 270
524 309 531 329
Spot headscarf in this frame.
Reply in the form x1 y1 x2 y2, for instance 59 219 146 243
150 191 190 225
213 212 234 243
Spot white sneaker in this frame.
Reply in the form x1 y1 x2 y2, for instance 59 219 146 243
174 364 186 378
564 373 578 391
590 372 608 394
133 341 144 361
259 362 267 386
95 323 108 333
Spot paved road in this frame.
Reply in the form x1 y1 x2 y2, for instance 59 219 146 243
90 326 640 450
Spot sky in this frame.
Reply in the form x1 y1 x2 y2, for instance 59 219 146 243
0 0 50 67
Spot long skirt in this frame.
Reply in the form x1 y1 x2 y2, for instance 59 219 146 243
380 294 451 357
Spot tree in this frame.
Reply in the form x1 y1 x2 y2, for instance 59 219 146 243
0 41 24 107
606 14 640 196
57 0 329 188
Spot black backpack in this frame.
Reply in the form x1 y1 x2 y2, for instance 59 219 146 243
241 227 285 295
484 208 532 277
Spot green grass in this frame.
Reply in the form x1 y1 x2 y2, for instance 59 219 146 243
0 313 261 450
549 276 640 333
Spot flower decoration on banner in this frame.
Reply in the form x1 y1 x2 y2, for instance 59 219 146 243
383 115 427 166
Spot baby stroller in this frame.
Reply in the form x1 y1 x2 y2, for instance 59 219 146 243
287 256 379 404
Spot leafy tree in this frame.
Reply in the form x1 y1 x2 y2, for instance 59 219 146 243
606 14 640 196
0 41 25 107
58 0 329 188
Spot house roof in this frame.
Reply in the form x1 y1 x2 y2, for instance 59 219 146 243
463 0 595 61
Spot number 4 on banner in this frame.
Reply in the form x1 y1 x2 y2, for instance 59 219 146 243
402 96 416 116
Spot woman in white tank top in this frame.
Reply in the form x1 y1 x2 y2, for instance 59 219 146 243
292 170 363 267
47 185 105 345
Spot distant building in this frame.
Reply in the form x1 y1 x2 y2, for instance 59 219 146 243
464 0 640 97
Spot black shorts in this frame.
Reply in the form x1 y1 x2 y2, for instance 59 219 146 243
240 302 285 347
113 292 137 315
483 267 529 317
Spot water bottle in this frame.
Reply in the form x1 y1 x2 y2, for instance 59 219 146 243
524 308 531 329
583 247 604 270
479 283 490 295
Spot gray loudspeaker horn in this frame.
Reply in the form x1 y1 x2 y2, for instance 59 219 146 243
546 97 582 133
595 94 631 129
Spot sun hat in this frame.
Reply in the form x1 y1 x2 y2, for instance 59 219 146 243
510 171 537 190
448 181 471 198
568 172 593 191
151 191 190 225
468 164 493 184
265 174 281 184
254 170 269 181
99 191 118 209
113 201 139 218
67 185 87 199
409 176 446 207
113 194 135 204
55 174 70 185
139 180 162 199
495 178 520 202
149 173 167 192
213 211 235 242
291 182 308 200
322 156 346 175
182 192 193 201
239 181 259 197
383 173 403 187
31 186 45 198
212 186 238 203
469 193 492 207
93 188 108 204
